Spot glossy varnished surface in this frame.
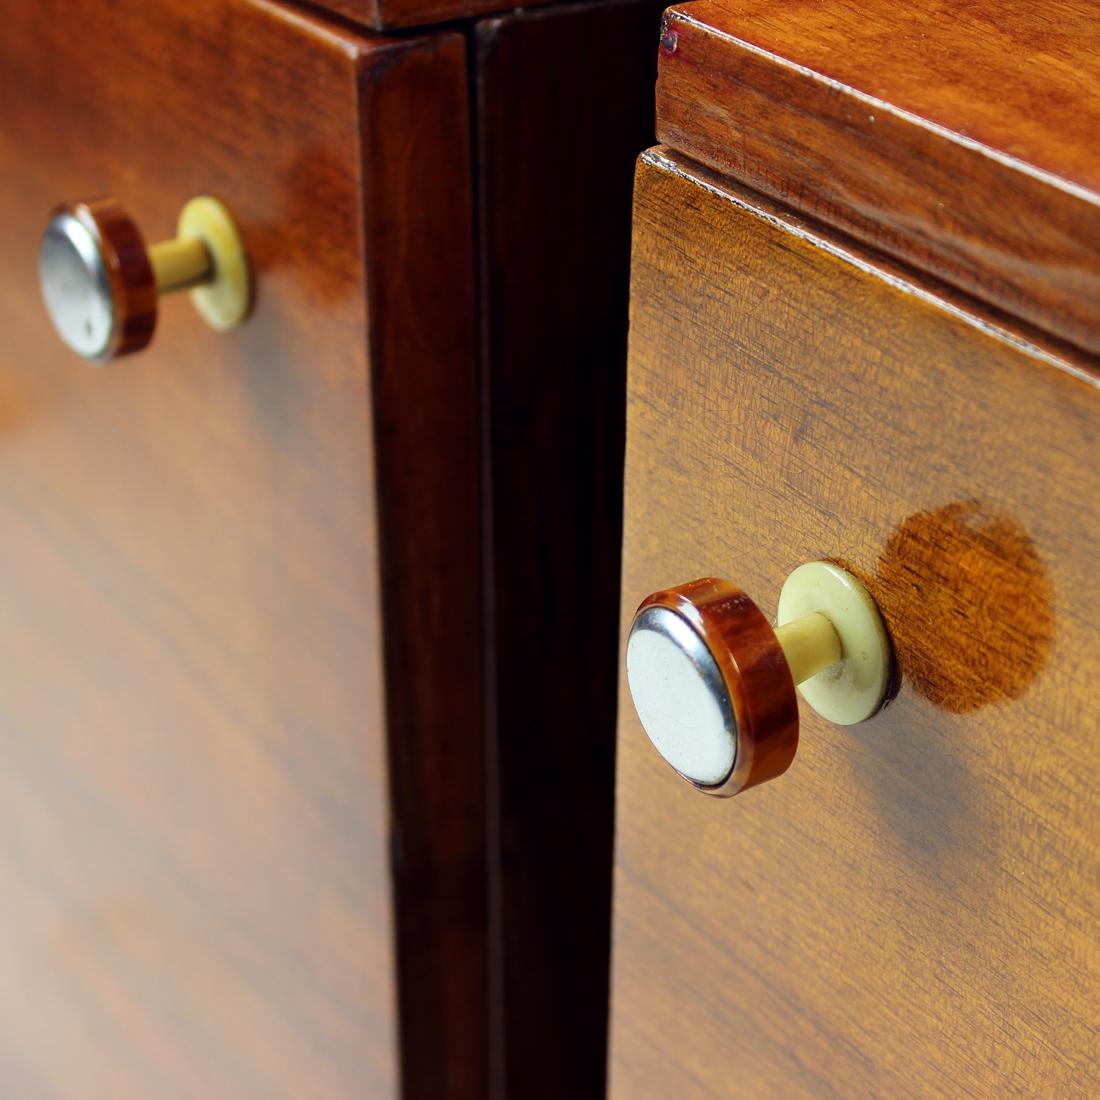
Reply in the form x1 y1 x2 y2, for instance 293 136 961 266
360 25 485 1100
43 199 158 360
656 0 1100 355
610 150 1100 1098
0 1 479 1094
472 2 663 1094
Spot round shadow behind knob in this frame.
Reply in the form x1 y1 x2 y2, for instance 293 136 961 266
39 199 157 362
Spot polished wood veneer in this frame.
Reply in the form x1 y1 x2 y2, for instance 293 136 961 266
656 0 1100 356
0 1 480 1094
609 149 1100 1099
471 4 661 1095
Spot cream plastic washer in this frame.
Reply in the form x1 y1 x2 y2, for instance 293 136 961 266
177 196 251 331
776 561 891 724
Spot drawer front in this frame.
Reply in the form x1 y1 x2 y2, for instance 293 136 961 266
0 2 477 1096
610 150 1099 1098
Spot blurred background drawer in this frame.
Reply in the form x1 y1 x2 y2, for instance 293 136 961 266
0 1 477 1095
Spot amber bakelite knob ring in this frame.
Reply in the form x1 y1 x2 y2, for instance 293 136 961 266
39 195 250 362
626 563 892 797
628 578 800 796
39 198 159 360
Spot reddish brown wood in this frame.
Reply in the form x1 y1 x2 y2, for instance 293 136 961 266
874 502 1056 715
656 0 1100 355
0 1 481 1095
636 578 799 796
609 148 1100 1099
471 2 664 1095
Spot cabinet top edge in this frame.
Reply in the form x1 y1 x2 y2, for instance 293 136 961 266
656 0 1100 354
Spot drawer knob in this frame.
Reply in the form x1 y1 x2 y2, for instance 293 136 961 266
38 196 250 362
626 562 892 796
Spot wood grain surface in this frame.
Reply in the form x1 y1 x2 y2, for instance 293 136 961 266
656 0 1100 356
0 1 481 1095
609 149 1100 1099
471 3 663 1094
359 24 486 1100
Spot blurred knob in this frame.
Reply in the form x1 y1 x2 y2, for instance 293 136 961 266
626 562 892 797
39 195 250 362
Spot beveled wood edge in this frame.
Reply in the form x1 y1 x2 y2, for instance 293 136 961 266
291 0 557 33
661 5 1098 201
66 198 157 360
638 147 1100 392
637 579 799 796
655 7 1100 358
